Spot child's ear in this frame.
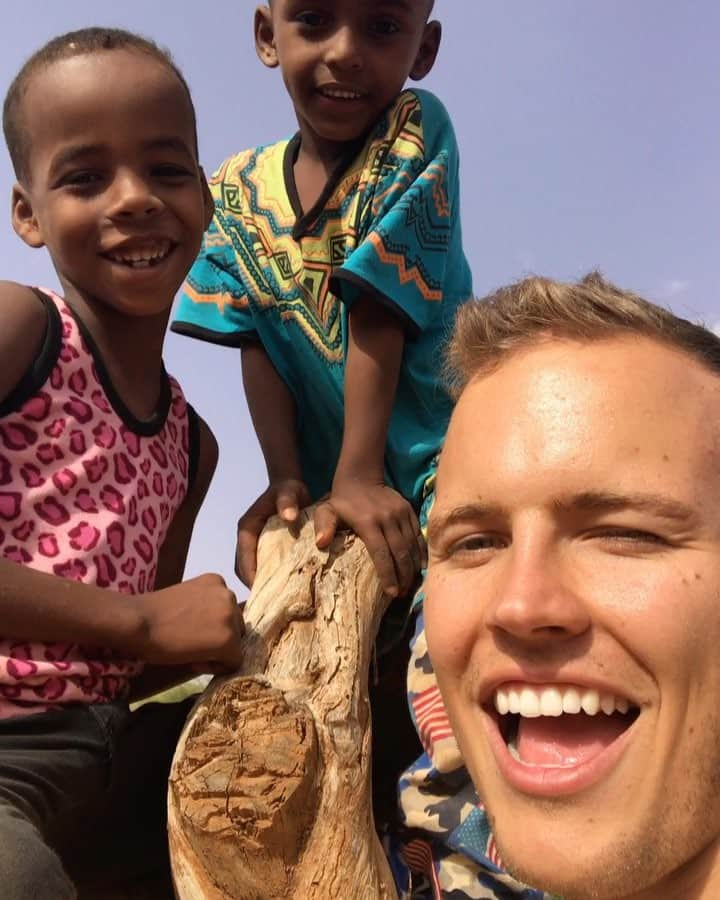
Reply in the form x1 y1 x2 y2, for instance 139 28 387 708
255 6 279 69
409 20 442 81
11 183 44 249
200 169 214 231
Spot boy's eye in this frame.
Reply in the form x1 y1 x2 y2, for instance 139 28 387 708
60 170 103 189
152 164 193 179
369 18 400 36
295 10 327 28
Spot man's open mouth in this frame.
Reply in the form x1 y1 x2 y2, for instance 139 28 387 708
493 684 640 768
103 240 175 269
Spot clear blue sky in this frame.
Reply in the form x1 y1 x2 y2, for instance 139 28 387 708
2 2 718 594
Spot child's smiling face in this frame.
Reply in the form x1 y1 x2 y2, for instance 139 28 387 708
256 0 440 160
11 48 212 318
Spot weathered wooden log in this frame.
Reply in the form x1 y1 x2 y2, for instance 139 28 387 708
168 511 399 900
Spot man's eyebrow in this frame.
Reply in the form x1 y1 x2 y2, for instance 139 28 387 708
555 491 699 523
427 492 700 545
427 502 504 545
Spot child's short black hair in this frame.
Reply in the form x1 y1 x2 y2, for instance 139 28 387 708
3 26 198 184
268 0 435 12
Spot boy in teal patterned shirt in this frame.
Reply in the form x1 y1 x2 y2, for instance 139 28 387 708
172 2 539 897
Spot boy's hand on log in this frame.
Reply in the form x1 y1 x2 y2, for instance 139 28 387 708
235 479 311 586
131 574 244 672
314 479 426 598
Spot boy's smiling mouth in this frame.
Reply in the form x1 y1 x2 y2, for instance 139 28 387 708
102 239 176 269
317 83 368 101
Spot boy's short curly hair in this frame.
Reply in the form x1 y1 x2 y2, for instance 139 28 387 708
3 26 197 184
268 0 435 14
447 272 720 397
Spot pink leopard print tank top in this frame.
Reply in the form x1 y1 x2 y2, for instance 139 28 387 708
0 289 198 718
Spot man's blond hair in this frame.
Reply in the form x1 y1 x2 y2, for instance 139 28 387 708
446 271 720 397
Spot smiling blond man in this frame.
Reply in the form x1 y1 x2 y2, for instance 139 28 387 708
423 272 720 899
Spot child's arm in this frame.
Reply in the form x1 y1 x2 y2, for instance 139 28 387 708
0 281 48 402
314 297 426 598
153 413 218 591
0 280 244 671
130 412 231 698
0 561 244 670
235 343 310 586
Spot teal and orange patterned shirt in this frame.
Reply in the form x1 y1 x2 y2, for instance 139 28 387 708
172 89 472 509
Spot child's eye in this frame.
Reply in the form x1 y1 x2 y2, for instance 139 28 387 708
369 18 400 36
60 170 103 189
295 10 327 28
152 164 193 179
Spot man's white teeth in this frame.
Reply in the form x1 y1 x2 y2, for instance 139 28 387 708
494 686 630 718
107 242 172 267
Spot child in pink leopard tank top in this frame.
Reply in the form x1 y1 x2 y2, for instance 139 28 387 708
0 28 244 898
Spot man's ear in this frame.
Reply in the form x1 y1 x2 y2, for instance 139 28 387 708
409 20 442 81
255 6 279 69
11 183 44 249
200 169 214 231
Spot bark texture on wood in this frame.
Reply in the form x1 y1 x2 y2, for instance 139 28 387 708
168 511 399 900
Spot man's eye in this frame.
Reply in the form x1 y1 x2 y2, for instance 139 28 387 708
451 534 507 556
594 528 668 549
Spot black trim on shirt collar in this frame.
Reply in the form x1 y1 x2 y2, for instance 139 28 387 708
186 403 201 494
170 319 261 348
284 132 369 241
65 300 172 437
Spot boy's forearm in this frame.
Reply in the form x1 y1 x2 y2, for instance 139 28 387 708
0 558 143 649
336 297 405 482
241 343 304 481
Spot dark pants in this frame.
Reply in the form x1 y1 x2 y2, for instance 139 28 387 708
0 698 192 899
370 594 423 832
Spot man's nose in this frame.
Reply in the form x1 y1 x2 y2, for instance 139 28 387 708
108 171 161 218
325 26 363 70
487 541 590 643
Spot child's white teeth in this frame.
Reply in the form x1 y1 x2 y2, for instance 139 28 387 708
494 685 632 718
321 88 362 99
107 242 172 266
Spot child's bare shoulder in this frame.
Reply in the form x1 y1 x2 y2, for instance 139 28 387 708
0 281 51 406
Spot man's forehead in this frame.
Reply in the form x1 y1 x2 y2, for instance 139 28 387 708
437 336 720 503
454 335 720 420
